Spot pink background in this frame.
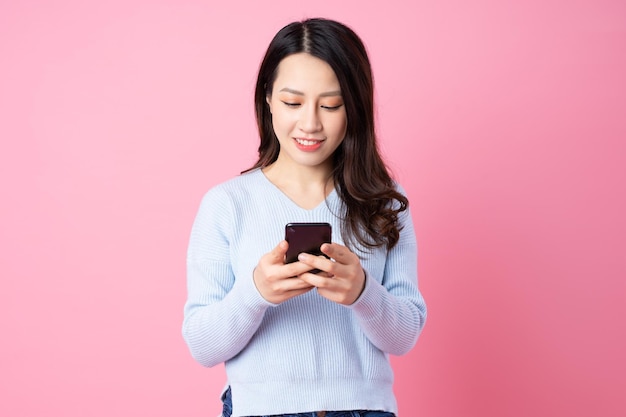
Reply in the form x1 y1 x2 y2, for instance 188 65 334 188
1 1 625 416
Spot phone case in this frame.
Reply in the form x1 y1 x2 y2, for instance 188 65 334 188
285 222 332 265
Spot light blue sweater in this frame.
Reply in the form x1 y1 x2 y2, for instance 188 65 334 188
183 169 427 417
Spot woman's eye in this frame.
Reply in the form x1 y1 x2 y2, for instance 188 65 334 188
282 101 300 108
321 104 343 111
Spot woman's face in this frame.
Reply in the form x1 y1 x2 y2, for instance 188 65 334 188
266 53 347 171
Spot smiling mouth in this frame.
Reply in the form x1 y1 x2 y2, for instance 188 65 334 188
295 138 324 146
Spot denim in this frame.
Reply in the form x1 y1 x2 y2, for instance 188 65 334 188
220 387 396 417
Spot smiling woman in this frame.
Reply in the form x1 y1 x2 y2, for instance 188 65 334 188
182 17 427 417
265 53 348 183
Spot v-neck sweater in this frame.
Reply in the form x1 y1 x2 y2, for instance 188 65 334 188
183 169 427 417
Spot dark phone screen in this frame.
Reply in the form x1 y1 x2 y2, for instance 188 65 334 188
285 222 332 264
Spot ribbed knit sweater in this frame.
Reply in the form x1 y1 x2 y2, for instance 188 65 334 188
182 169 427 417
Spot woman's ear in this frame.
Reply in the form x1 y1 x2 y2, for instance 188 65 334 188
266 95 272 114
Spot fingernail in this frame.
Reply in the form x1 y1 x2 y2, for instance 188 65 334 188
298 253 308 261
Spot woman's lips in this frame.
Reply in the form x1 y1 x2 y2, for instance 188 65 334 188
294 137 324 151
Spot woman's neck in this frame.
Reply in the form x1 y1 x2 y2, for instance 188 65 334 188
262 162 334 210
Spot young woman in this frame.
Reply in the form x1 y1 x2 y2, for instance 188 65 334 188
183 18 427 417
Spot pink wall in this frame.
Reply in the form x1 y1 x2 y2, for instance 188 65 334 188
1 1 624 416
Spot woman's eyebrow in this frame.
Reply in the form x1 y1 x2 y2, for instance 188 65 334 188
278 87 342 97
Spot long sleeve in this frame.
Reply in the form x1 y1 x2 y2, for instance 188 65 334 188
348 205 427 355
182 187 273 367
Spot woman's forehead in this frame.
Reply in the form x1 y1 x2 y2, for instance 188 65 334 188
272 53 341 94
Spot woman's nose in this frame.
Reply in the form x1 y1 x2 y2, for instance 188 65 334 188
298 105 322 133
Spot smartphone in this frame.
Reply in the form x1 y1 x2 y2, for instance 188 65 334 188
285 222 332 273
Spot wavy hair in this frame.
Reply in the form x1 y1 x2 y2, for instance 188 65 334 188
244 18 408 250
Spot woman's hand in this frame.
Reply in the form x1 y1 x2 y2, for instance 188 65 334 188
253 240 316 304
296 243 366 305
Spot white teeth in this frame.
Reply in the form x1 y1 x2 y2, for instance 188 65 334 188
296 138 318 146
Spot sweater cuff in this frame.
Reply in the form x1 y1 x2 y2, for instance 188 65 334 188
345 272 385 321
231 267 278 312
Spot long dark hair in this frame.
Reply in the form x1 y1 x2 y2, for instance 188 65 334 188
245 18 408 250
